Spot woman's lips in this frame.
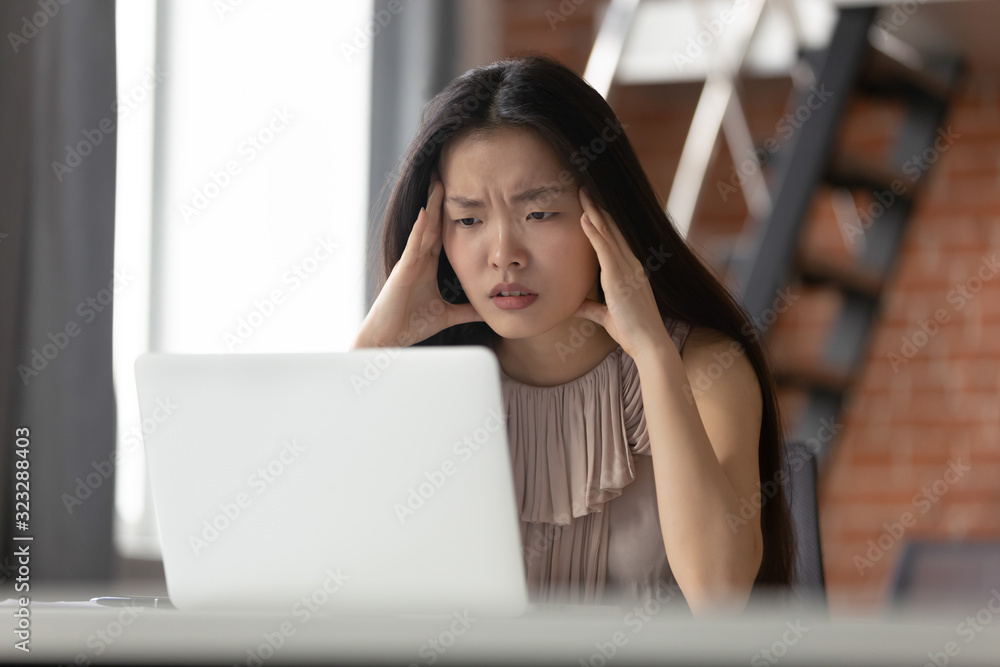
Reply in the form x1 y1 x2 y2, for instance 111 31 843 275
491 294 539 310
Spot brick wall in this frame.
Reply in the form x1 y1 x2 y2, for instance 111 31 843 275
492 0 1000 612
819 75 1000 610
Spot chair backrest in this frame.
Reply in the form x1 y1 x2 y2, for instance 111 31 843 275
782 440 827 604
889 539 1000 612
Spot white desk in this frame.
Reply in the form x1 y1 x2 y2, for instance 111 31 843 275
3 594 1000 665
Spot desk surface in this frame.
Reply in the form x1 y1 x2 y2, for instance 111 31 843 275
3 594 1000 666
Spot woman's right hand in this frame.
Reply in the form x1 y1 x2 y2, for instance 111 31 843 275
352 174 484 349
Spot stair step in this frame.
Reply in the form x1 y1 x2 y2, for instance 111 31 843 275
825 153 914 197
857 36 953 104
773 361 854 396
797 253 884 300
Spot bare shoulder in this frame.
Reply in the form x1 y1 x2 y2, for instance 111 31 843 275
677 324 763 531
676 324 765 584
679 323 732 353
679 324 745 360
679 325 762 413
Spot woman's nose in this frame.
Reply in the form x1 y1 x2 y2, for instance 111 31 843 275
489 221 527 269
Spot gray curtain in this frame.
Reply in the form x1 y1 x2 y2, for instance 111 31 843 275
0 0 118 584
364 0 459 311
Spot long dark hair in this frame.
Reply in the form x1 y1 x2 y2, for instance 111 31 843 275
371 54 795 591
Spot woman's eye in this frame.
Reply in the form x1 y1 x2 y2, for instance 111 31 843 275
528 211 554 221
455 218 479 227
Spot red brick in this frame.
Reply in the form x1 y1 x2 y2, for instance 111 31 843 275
496 6 1000 612
821 466 915 503
949 103 1000 141
919 176 1000 217
946 133 1000 164
970 428 1000 462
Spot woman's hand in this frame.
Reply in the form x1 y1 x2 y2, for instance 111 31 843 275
352 175 483 349
573 187 671 360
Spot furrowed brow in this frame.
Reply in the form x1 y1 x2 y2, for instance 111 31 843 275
512 185 565 204
445 194 485 209
446 185 565 209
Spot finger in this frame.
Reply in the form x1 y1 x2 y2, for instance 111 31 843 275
579 189 616 249
582 211 637 286
572 298 609 329
580 212 616 266
421 178 444 256
399 206 428 269
580 189 633 261
602 212 632 257
579 186 603 228
446 301 485 327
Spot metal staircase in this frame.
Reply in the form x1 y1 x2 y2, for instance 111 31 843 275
585 1 962 465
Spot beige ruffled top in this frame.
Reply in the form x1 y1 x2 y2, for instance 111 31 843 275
498 318 693 607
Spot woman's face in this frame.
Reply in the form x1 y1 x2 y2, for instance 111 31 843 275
439 127 601 341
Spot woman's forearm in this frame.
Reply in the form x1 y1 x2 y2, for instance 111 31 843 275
633 338 762 617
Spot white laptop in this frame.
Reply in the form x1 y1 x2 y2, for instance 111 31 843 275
133 346 529 617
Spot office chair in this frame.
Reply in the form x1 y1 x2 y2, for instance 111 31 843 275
888 539 1000 612
782 439 827 606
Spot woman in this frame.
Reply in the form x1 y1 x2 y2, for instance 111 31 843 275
353 54 795 617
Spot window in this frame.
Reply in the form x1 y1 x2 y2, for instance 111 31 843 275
113 0 372 558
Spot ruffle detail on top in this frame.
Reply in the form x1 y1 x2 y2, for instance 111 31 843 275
499 319 692 526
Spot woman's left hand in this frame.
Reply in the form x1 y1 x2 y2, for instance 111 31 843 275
573 187 671 360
